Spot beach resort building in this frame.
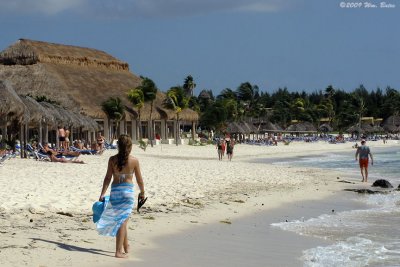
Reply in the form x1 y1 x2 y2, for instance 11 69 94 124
0 39 198 146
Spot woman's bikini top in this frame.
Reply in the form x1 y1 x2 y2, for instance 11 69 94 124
116 171 134 184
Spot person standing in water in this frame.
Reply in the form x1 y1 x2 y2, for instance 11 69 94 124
97 134 145 258
355 139 373 182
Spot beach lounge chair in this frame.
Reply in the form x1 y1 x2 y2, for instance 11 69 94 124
104 141 117 149
70 146 97 155
0 153 12 165
26 144 50 161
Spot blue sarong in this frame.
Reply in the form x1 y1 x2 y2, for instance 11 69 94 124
96 183 134 237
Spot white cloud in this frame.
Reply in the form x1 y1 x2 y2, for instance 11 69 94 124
0 0 294 17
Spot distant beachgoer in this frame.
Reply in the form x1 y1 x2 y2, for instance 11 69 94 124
42 142 80 157
65 127 70 150
58 126 66 150
216 140 224 160
226 139 235 161
46 150 84 164
97 134 145 258
97 132 105 151
221 140 226 156
355 139 373 182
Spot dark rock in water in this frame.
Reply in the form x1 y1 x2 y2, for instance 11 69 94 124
344 188 378 194
371 179 393 188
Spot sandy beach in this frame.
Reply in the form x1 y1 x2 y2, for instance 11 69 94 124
0 140 397 267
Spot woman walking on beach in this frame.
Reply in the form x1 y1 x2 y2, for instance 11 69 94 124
226 139 235 161
97 134 145 258
216 139 224 160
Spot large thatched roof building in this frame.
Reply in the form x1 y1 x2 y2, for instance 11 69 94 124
0 39 198 144
0 39 141 118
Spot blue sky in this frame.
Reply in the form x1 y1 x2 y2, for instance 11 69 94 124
0 0 399 95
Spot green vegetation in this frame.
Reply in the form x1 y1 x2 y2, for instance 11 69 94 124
101 97 125 140
194 84 400 133
163 86 189 146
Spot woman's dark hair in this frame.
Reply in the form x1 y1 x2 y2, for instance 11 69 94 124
116 134 132 171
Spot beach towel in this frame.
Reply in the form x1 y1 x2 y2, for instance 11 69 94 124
96 183 134 237
92 196 109 223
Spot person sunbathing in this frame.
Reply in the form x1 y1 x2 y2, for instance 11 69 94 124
46 150 84 164
42 143 80 157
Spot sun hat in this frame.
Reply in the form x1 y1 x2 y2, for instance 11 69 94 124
92 196 109 223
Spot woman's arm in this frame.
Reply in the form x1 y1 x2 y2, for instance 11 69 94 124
99 157 113 201
134 159 145 197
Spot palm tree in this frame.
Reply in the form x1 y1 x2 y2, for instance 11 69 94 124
183 75 196 97
164 86 189 146
200 100 228 134
127 88 144 140
217 88 237 101
101 97 125 141
237 82 260 119
139 77 158 147
290 98 306 120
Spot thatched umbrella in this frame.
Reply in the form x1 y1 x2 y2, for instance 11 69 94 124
78 114 100 131
261 121 281 132
39 102 67 127
383 115 400 126
0 80 28 121
20 95 52 124
361 123 374 134
319 123 333 133
0 81 30 156
346 125 364 134
382 115 400 133
226 122 246 134
286 122 317 132
383 124 399 133
241 121 258 134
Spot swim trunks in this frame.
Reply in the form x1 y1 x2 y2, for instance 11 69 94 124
359 158 369 168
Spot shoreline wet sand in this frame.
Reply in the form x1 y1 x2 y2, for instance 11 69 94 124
123 190 368 267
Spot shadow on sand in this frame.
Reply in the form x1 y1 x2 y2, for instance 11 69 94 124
31 238 113 258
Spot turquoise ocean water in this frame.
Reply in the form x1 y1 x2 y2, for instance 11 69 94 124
270 145 400 267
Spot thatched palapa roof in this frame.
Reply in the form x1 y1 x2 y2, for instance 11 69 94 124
20 95 52 124
260 121 282 132
346 125 363 134
285 121 317 132
226 122 246 134
0 39 141 119
382 115 400 126
225 121 258 134
346 123 376 134
0 80 29 122
318 123 333 132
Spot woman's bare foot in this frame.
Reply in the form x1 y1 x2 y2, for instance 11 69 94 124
115 251 128 258
124 244 130 254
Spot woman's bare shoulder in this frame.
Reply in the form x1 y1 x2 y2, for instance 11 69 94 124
129 156 140 164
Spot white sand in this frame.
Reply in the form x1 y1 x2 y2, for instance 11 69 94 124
0 140 397 266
